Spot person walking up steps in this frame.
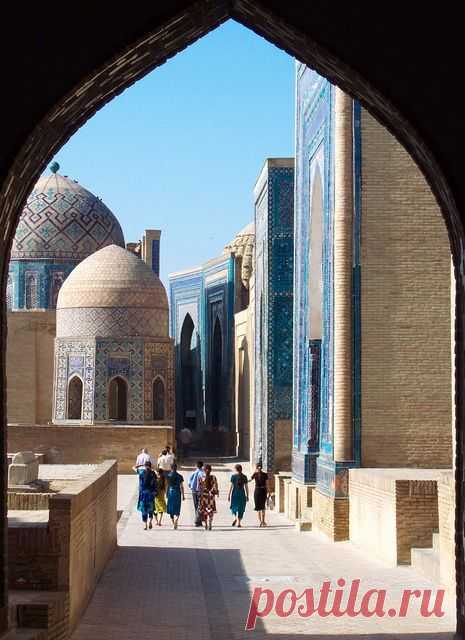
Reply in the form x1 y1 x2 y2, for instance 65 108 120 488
137 461 157 530
228 463 249 527
198 464 218 530
166 463 185 529
188 460 205 527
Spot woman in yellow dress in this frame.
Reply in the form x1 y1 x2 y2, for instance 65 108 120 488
154 469 167 526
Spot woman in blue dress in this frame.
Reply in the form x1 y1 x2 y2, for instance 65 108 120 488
137 461 158 530
228 463 249 527
166 463 185 529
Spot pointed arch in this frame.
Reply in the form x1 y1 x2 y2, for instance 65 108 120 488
108 376 128 421
67 375 83 420
153 376 165 421
180 312 197 429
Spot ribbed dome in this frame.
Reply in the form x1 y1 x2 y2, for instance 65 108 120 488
56 245 169 338
12 173 125 260
224 222 255 288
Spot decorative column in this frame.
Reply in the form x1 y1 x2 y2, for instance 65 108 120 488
333 88 354 463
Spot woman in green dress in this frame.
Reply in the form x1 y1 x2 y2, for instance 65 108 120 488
154 469 167 526
228 463 249 527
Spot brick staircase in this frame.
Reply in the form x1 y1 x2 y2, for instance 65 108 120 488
411 532 441 584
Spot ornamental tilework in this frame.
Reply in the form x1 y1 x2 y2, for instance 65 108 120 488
8 260 76 310
293 63 362 487
254 161 294 472
169 255 235 438
143 341 175 422
12 173 124 260
53 339 95 422
94 340 144 422
57 307 168 338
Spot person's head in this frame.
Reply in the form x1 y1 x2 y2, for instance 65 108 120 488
235 464 243 474
161 449 167 456
142 447 148 454
196 460 203 469
166 445 171 453
145 460 152 469
256 462 263 472
171 463 177 472
205 464 212 476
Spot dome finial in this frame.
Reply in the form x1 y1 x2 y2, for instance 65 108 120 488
50 161 60 174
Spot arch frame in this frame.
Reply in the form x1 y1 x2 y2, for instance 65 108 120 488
0 1 464 634
107 374 130 422
152 374 166 422
66 373 84 422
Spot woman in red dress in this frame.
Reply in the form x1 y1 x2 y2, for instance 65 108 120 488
198 464 219 530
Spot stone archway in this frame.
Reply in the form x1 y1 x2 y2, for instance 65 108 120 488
0 3 465 635
108 376 128 421
67 376 83 421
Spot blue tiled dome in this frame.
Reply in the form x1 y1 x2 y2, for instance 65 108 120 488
11 172 124 260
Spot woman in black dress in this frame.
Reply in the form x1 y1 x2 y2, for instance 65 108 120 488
250 463 269 527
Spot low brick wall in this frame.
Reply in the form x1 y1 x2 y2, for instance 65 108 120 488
350 468 440 565
8 423 174 473
312 489 349 541
8 460 118 635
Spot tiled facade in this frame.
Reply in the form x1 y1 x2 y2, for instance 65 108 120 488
169 255 235 448
254 159 294 472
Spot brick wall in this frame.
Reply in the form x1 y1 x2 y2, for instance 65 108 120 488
312 489 349 541
360 110 452 468
349 468 439 565
8 460 118 635
6 311 56 425
8 424 173 473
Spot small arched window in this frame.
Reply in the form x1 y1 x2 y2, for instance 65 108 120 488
153 377 165 421
25 272 39 309
67 376 83 420
109 376 128 421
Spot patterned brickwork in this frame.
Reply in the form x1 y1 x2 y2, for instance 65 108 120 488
11 173 124 261
57 307 168 339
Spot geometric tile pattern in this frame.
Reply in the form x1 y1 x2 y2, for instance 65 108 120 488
94 339 144 422
7 259 76 310
254 162 294 472
57 307 168 339
11 172 124 260
144 341 175 422
53 339 95 422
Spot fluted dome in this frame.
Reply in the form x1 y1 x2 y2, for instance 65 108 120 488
12 172 125 260
224 222 255 288
56 245 169 338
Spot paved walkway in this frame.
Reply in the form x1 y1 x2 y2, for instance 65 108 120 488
72 462 456 639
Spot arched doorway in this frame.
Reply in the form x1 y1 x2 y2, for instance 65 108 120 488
108 376 128 421
67 376 83 420
211 316 223 427
180 313 197 430
153 377 165 420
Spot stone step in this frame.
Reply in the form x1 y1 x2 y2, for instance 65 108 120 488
433 531 440 554
295 519 312 532
411 547 441 584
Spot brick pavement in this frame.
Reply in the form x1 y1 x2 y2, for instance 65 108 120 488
71 462 456 639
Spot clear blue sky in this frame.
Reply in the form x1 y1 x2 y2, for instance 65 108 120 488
49 20 295 287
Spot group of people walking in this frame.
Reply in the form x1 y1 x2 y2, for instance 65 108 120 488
133 447 271 531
